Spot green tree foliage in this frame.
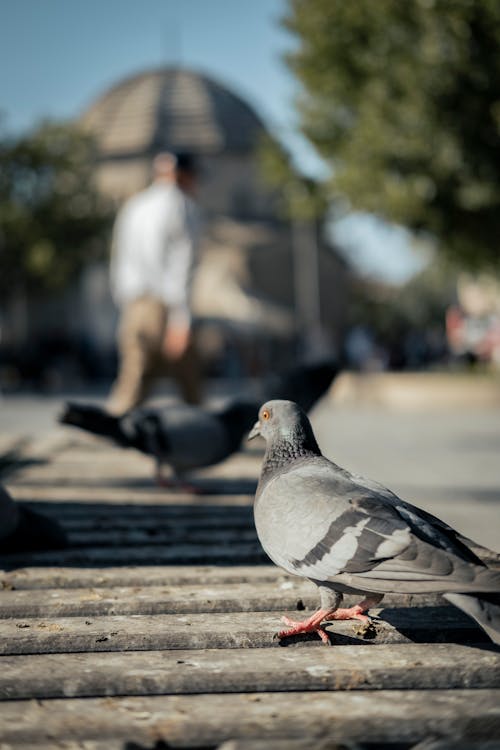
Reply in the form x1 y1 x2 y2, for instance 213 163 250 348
284 0 500 267
258 134 327 221
0 122 112 297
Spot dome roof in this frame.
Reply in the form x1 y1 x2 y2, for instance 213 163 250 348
80 67 266 158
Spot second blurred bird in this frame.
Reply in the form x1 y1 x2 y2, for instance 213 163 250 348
59 361 339 488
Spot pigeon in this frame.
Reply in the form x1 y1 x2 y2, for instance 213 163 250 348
249 400 500 645
58 361 339 487
59 400 258 488
0 484 67 555
261 360 339 413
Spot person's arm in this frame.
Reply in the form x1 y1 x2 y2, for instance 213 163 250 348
109 209 125 304
109 200 139 307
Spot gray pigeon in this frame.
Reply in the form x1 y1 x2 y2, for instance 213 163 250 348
60 400 258 488
59 361 339 488
249 400 500 645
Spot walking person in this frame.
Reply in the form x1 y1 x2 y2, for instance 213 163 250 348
106 152 202 415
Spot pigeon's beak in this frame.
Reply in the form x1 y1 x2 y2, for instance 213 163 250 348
248 420 261 440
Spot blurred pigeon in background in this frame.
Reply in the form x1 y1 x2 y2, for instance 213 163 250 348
261 360 339 413
0 484 67 554
249 399 500 645
59 399 257 488
59 360 339 487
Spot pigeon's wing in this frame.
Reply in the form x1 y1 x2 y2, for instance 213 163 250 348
142 405 231 474
336 464 487 566
254 459 412 581
255 458 499 594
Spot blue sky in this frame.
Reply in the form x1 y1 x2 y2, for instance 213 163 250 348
0 0 324 172
0 0 425 284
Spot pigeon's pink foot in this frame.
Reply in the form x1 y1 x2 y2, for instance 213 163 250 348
278 608 335 645
155 470 202 494
329 604 370 622
278 597 380 644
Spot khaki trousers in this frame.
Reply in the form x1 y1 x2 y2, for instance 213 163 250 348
107 297 202 415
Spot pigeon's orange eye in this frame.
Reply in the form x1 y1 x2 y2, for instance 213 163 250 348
261 409 270 421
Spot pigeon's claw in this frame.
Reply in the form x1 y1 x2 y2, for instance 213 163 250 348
157 476 204 494
329 604 370 622
277 608 335 645
154 466 203 494
277 600 378 644
329 596 383 622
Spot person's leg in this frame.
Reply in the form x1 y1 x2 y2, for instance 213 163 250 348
106 298 166 415
169 331 203 405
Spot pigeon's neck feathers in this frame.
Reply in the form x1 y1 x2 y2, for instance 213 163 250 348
261 421 321 481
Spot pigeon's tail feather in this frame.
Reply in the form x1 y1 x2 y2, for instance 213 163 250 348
266 361 340 413
59 403 129 446
444 592 500 645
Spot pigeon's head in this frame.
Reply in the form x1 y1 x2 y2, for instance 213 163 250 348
248 399 318 449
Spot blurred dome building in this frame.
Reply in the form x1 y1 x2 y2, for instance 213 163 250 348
73 66 350 377
0 67 349 390
80 67 276 219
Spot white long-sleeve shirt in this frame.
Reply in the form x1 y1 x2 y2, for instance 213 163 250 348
110 181 199 327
